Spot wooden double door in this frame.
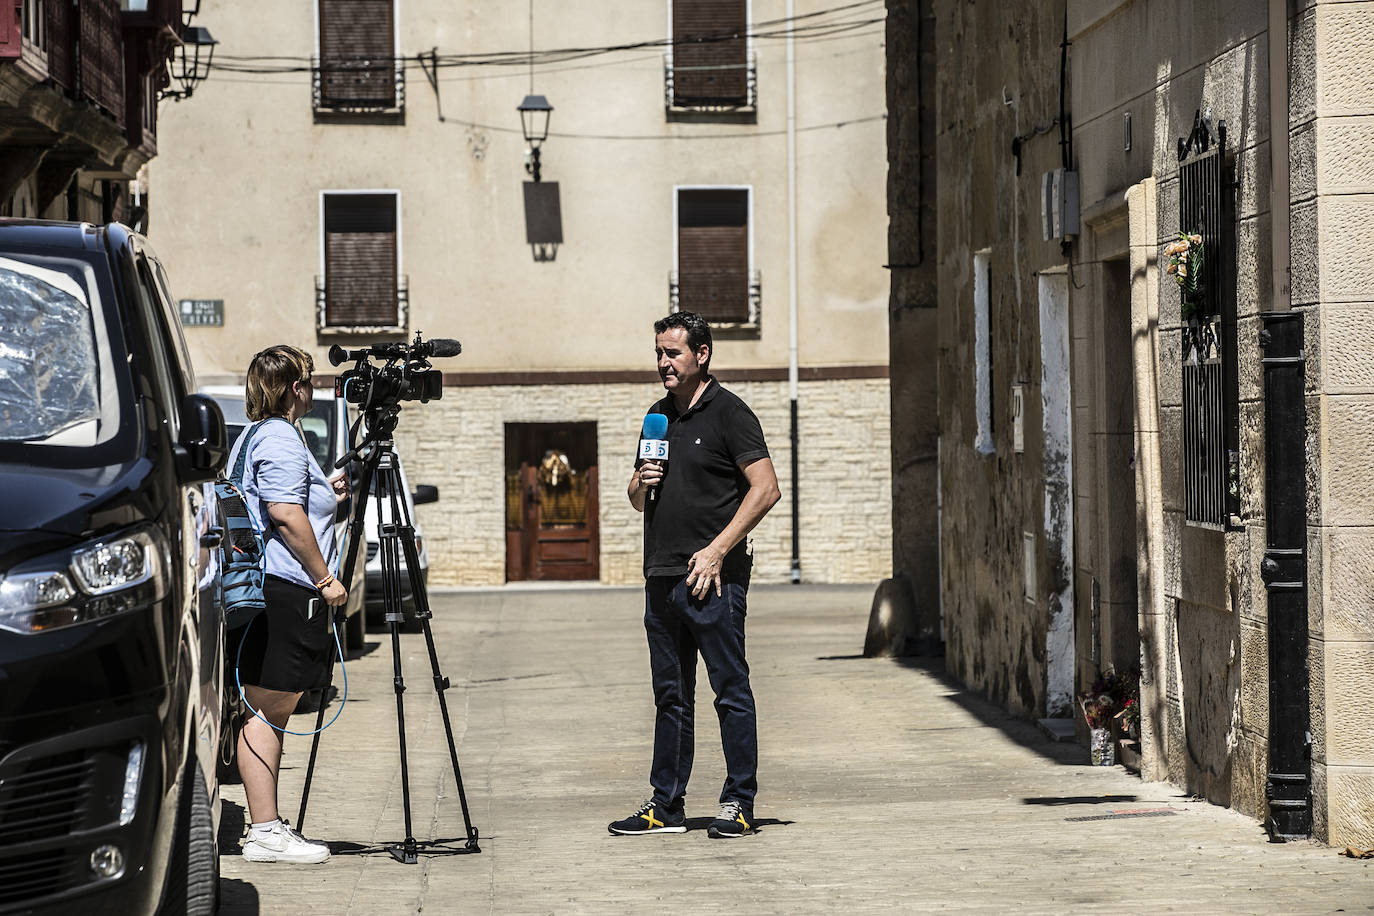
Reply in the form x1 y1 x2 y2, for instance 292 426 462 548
505 422 599 581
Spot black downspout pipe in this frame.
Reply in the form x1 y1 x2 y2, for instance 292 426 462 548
790 398 801 583
1259 311 1312 840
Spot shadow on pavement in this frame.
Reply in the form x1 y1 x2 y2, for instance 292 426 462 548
328 838 482 858
680 816 794 833
1022 795 1140 806
858 654 1093 767
219 799 246 855
219 878 261 914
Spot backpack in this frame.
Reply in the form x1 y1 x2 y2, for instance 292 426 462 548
216 418 292 629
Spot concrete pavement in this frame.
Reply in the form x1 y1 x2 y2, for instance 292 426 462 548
217 584 1374 914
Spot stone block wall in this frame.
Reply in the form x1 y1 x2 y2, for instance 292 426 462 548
1146 24 1273 817
1069 0 1275 822
932 0 1067 718
1293 0 1374 849
392 378 892 588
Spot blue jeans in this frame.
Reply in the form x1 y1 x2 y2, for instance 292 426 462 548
644 573 757 814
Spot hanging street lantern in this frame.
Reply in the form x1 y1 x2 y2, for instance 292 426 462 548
517 94 553 182
161 25 218 102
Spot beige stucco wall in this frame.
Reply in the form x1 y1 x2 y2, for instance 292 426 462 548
149 0 888 378
148 0 891 587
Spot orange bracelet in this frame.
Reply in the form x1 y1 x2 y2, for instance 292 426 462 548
315 574 335 590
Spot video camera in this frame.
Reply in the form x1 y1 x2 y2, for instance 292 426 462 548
329 331 461 407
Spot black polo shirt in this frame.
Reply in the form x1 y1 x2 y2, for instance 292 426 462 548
636 377 770 579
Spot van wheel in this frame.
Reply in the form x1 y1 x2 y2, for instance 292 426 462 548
346 608 365 652
160 758 218 916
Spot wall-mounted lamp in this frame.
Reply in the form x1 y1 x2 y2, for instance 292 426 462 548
160 24 217 102
517 94 553 182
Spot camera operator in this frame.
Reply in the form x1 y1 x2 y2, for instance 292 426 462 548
228 345 349 865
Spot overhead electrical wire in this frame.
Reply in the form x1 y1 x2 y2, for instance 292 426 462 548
203 30 884 88
208 0 887 74
190 1 889 141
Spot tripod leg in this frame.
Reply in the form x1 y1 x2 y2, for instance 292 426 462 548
388 613 419 864
400 533 481 852
380 479 420 864
297 445 380 830
295 631 334 831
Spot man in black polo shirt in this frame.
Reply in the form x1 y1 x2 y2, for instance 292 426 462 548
608 311 781 840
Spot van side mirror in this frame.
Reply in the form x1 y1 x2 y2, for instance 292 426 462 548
176 394 228 482
412 484 439 506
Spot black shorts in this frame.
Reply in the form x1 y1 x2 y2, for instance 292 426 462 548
229 574 334 693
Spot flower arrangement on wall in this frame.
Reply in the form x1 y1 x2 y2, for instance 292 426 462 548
1165 231 1205 321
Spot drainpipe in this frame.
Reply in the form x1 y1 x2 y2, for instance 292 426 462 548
1260 311 1311 840
1260 0 1309 842
787 0 801 584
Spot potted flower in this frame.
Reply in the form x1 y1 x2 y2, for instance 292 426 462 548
1164 231 1205 322
1078 682 1117 766
1079 668 1141 766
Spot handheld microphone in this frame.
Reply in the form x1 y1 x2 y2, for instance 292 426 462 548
639 413 669 502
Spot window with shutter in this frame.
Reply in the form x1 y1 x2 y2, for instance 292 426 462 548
318 193 406 332
315 0 403 117
674 188 758 331
669 0 753 111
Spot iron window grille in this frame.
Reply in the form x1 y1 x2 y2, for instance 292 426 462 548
1177 111 1239 529
316 274 408 335
664 50 758 112
312 56 405 118
668 269 761 332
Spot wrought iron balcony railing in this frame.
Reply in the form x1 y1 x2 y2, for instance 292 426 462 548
668 268 761 331
664 51 757 112
312 56 405 118
315 274 408 334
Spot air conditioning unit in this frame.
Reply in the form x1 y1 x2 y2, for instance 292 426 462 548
1041 168 1080 241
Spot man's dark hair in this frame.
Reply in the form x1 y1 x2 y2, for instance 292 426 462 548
654 311 713 372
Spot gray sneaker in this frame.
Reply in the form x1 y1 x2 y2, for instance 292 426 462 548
242 819 331 863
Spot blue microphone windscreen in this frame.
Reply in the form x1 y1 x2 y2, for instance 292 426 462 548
642 413 668 439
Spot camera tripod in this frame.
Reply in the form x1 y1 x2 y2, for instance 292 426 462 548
295 405 480 862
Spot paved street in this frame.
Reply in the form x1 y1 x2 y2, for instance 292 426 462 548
218 585 1374 914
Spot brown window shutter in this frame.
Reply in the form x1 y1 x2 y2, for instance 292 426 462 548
678 225 748 322
323 193 398 327
325 232 397 326
318 0 396 106
677 188 749 324
672 0 746 104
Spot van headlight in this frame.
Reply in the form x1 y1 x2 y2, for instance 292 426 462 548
0 527 168 634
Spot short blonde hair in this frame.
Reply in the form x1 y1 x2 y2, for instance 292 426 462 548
245 345 314 421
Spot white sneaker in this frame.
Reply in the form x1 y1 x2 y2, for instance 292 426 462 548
241 819 331 864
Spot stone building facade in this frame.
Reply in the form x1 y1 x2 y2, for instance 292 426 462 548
1 0 193 227
888 0 1374 845
152 0 892 586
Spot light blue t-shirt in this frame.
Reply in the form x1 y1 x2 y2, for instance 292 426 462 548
226 418 339 591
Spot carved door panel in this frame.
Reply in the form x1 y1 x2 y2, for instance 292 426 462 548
505 422 599 581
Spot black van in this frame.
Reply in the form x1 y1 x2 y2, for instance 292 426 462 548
0 220 227 914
